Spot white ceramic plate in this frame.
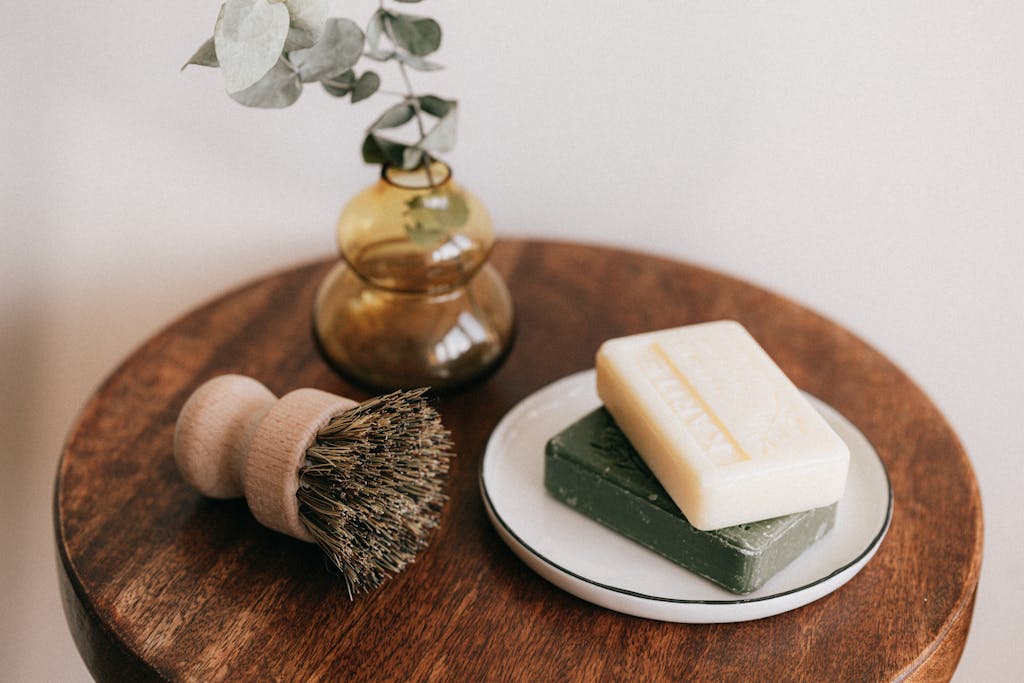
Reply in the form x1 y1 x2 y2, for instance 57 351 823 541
480 369 892 623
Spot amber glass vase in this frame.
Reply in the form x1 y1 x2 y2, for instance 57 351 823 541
313 162 515 391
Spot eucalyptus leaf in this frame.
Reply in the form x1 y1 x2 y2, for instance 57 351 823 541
405 191 468 247
282 0 329 51
182 37 219 70
405 223 447 247
418 95 455 118
370 101 416 130
350 71 381 103
404 96 457 154
417 104 457 153
289 17 364 83
394 52 443 71
364 48 396 62
361 133 424 169
321 69 355 97
366 9 386 53
402 146 426 169
406 192 469 233
214 0 291 94
229 58 302 108
385 13 441 57
362 134 408 166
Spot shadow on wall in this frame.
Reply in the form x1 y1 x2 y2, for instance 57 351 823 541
0 242 323 681
0 287 68 679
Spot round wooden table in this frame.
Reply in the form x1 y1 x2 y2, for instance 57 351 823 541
55 240 982 681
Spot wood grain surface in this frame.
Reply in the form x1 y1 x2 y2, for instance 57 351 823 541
54 240 983 682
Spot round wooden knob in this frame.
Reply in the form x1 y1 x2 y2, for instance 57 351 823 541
173 374 357 541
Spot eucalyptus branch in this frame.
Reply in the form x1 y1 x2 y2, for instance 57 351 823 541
182 0 456 173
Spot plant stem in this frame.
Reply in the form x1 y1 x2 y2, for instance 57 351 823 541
377 0 438 182
399 63 428 142
381 6 487 341
397 60 436 186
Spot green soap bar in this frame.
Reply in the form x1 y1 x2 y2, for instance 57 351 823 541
544 408 838 594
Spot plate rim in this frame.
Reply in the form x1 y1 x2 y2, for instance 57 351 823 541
479 369 894 610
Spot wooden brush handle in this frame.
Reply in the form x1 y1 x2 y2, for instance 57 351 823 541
173 375 357 542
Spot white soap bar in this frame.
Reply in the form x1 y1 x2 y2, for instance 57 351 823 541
595 320 849 531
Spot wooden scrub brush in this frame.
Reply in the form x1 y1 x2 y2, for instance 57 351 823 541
173 374 453 596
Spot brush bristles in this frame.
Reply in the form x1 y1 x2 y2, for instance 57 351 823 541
296 387 453 597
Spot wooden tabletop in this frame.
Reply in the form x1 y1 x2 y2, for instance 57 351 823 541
55 239 982 682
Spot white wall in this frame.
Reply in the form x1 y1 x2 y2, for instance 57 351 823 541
3 2 1021 680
